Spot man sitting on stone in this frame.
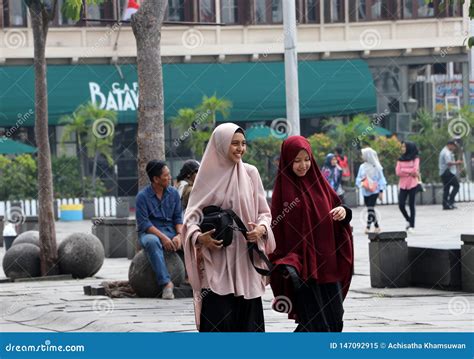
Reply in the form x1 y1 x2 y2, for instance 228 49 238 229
136 160 183 300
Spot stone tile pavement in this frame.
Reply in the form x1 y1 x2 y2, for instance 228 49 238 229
1 203 473 332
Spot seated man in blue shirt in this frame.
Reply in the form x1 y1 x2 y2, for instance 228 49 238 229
136 160 183 300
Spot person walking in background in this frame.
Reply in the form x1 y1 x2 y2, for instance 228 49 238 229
321 153 345 203
356 147 387 234
270 136 353 332
396 141 420 233
335 147 350 184
439 140 462 210
176 160 200 212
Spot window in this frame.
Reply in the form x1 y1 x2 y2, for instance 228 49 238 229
84 0 115 26
166 0 194 22
446 0 462 17
255 0 283 24
168 0 186 21
349 0 395 21
53 0 77 26
199 0 215 22
2 0 27 27
305 0 320 23
324 0 344 23
416 0 434 17
221 0 238 23
403 0 436 19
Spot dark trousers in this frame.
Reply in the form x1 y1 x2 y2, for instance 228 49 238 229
199 289 265 332
285 265 344 332
364 193 379 228
294 281 344 332
399 187 417 228
441 170 460 208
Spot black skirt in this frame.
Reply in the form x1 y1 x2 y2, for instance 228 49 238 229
199 289 265 332
285 265 344 332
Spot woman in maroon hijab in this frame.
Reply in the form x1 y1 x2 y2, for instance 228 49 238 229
270 136 354 332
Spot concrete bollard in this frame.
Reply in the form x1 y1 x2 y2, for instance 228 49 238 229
92 217 137 259
461 234 474 293
369 231 409 288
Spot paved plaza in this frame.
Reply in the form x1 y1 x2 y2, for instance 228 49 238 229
1 203 473 332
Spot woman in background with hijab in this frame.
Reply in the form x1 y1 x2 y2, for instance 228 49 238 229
176 160 200 212
356 147 387 234
182 123 275 332
270 136 353 332
396 141 420 233
321 153 345 203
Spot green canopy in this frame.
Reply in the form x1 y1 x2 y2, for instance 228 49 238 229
245 125 290 141
0 60 376 126
0 137 37 155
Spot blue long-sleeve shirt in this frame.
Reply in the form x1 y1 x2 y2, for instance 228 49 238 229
135 185 183 238
355 164 387 197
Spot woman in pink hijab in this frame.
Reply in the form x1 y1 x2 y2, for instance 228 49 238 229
183 123 275 332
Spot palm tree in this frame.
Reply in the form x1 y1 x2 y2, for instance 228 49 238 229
59 110 89 197
198 95 232 128
60 103 116 196
74 103 116 195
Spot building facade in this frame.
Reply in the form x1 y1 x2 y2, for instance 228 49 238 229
0 0 470 195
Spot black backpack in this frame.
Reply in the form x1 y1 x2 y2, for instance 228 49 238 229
200 205 274 276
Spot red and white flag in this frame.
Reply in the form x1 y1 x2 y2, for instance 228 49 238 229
122 0 140 21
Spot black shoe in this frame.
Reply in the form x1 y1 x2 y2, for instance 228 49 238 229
450 204 458 209
443 206 453 210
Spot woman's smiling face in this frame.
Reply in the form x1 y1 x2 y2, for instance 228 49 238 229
292 149 311 177
228 131 247 163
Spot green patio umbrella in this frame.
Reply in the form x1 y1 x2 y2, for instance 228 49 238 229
354 123 392 137
0 137 37 155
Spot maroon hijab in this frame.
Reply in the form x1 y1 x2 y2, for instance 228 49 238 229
269 136 353 319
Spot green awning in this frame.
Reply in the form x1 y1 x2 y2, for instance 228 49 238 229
0 60 376 126
246 125 288 141
0 137 37 154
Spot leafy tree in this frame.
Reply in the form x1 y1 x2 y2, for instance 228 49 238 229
0 155 37 200
245 137 283 189
307 133 336 167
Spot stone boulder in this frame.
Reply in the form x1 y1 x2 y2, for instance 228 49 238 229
58 233 104 279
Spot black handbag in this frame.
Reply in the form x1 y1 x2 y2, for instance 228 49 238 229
200 205 274 276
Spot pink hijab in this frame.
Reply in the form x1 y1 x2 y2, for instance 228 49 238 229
183 123 275 329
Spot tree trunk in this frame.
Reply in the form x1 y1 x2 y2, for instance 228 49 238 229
131 0 168 189
30 2 58 276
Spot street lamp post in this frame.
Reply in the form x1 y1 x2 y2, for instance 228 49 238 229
282 0 301 136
